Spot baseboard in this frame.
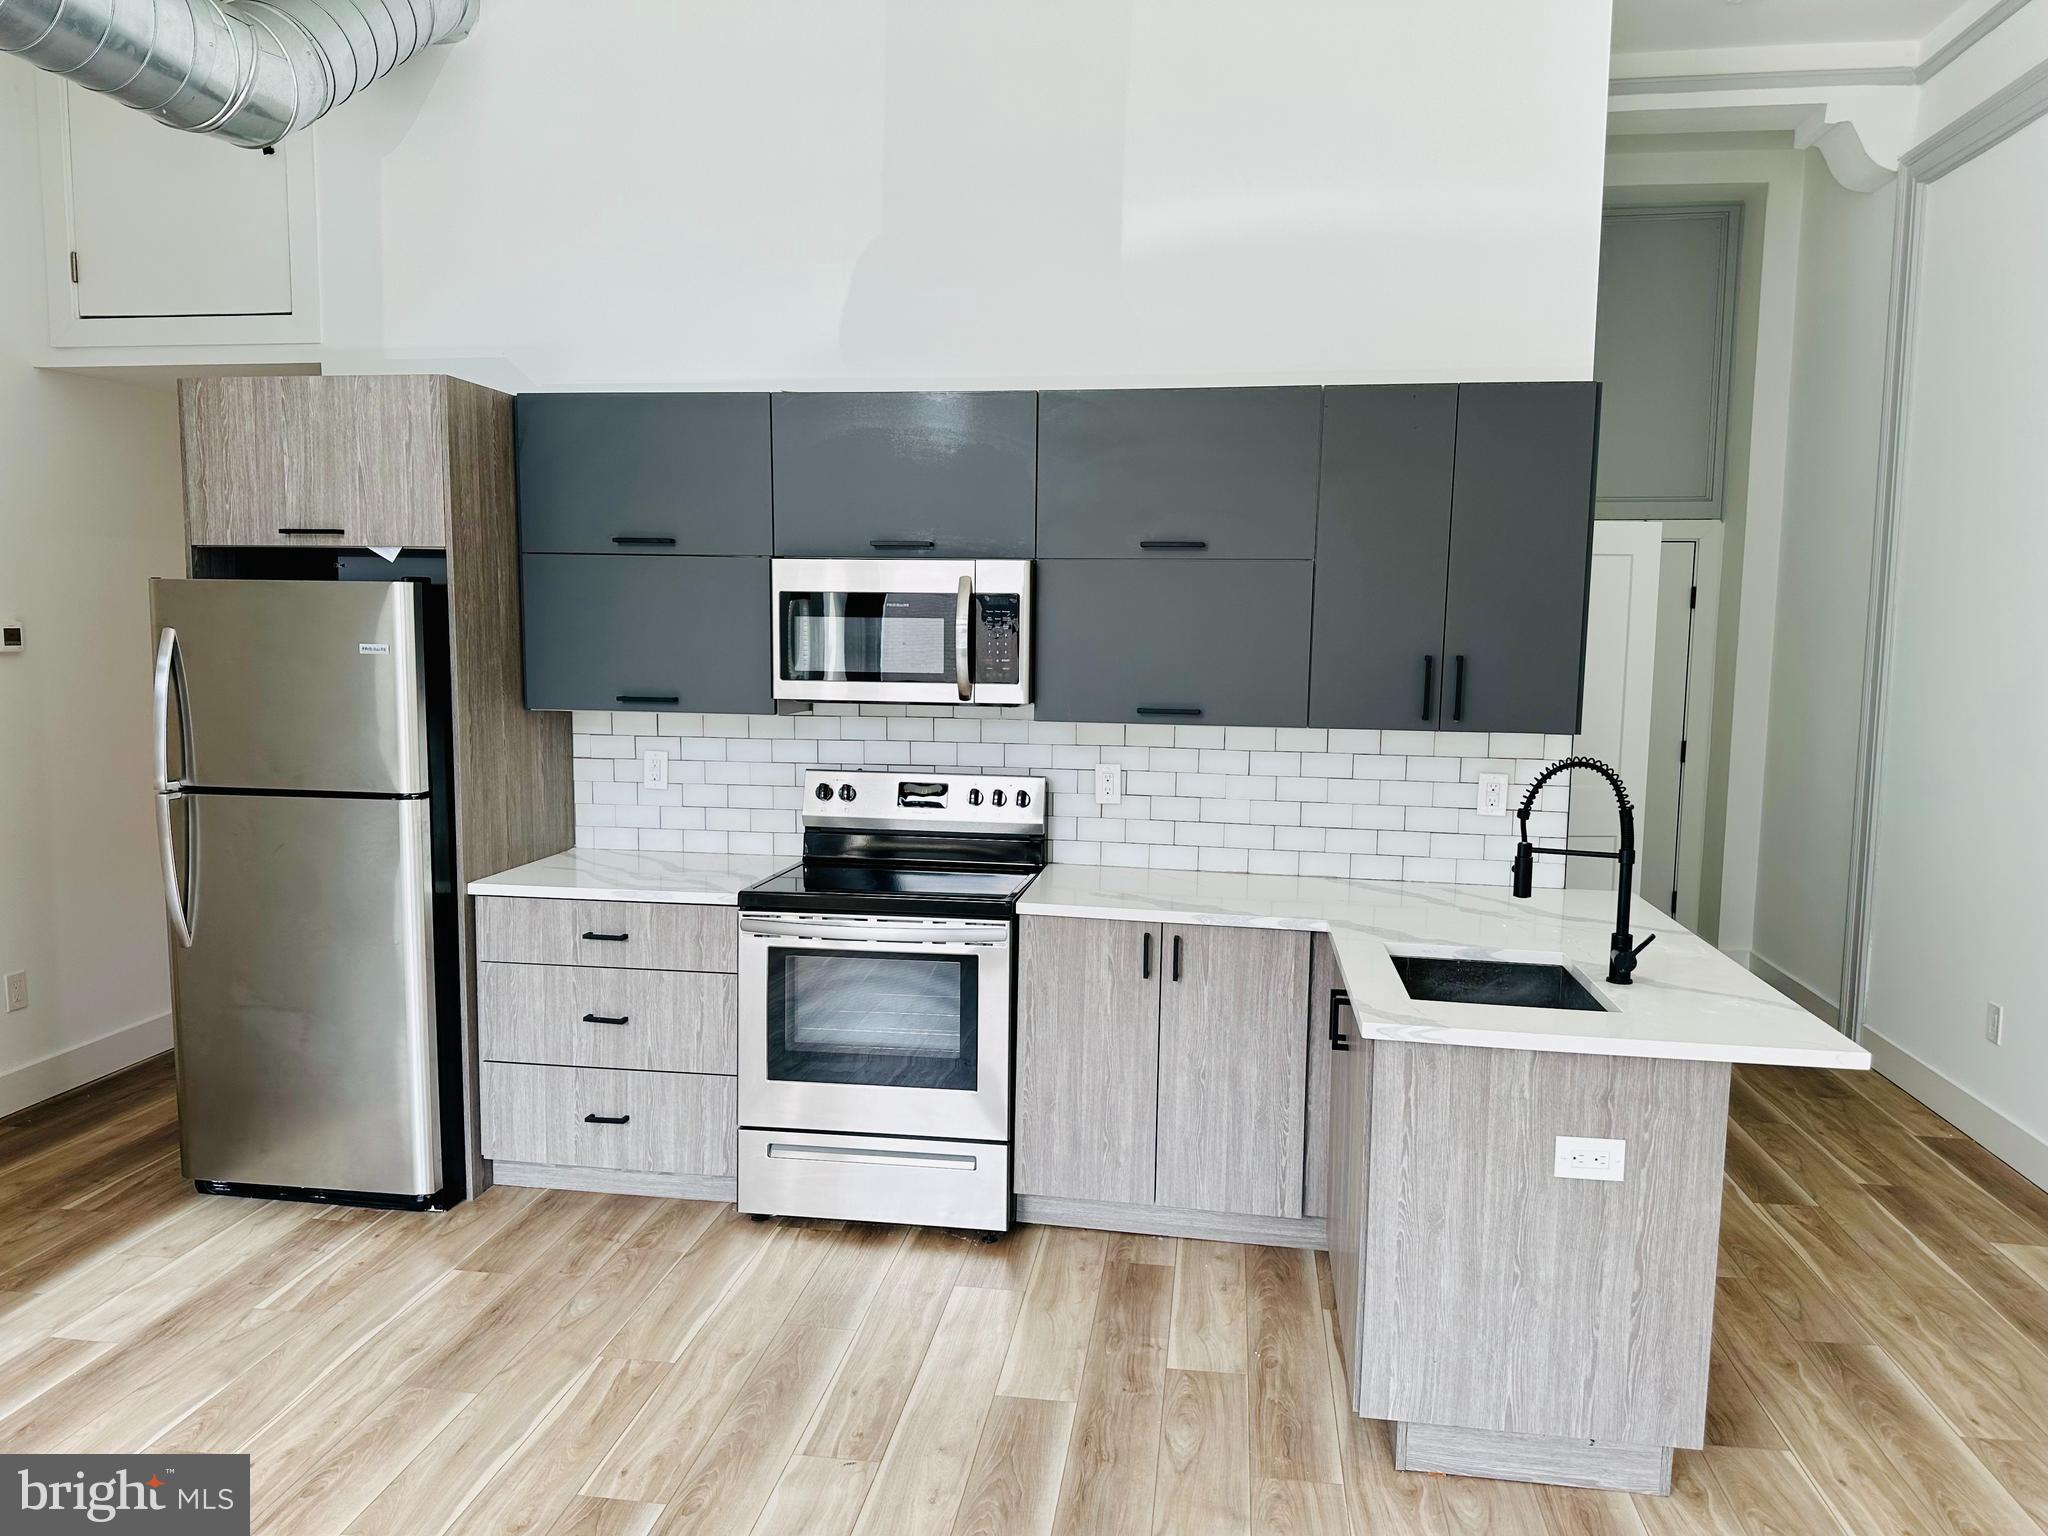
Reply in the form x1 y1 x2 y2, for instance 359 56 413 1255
0 1012 173 1120
1745 952 1841 1028
1863 1028 2048 1193
1016 1194 1327 1250
492 1161 736 1201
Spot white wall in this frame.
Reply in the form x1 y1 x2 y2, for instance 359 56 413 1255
1861 111 2048 1152
1750 156 1895 1013
306 0 1613 390
0 66 188 1112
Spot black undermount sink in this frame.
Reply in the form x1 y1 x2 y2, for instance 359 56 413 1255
1391 955 1607 1013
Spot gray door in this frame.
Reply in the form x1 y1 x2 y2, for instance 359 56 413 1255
171 793 439 1196
770 392 1036 558
1309 386 1457 728
150 578 428 795
1033 559 1313 727
1154 924 1311 1218
1439 383 1600 733
1036 387 1321 557
521 554 772 713
515 393 772 555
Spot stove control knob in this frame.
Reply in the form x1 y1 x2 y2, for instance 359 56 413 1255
967 788 983 806
839 783 857 801
990 789 1006 808
1015 789 1032 808
814 782 835 801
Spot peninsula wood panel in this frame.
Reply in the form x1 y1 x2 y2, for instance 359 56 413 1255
1013 915 1161 1206
1154 924 1311 1219
474 897 736 973
478 962 736 1075
1354 1042 1729 1448
479 1062 734 1177
1303 932 1338 1220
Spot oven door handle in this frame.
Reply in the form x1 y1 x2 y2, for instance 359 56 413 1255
766 1141 980 1171
741 917 1009 947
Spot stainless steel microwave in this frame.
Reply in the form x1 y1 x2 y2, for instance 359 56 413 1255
771 559 1031 706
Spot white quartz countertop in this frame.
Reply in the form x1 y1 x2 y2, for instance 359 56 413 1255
468 848 791 904
1017 866 1869 1070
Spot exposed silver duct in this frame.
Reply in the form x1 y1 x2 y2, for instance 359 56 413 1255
0 0 477 148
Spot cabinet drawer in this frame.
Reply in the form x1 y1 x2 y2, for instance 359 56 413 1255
479 962 736 1074
481 1062 735 1176
475 897 737 971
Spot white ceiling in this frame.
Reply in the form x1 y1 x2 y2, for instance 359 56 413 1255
1611 0 1982 55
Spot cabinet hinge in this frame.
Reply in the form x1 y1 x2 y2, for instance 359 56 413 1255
1689 584 1698 610
68 250 79 285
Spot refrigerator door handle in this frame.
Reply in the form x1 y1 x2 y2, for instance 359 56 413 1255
152 627 180 793
157 790 195 948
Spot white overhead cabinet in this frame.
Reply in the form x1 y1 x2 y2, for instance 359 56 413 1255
37 78 318 346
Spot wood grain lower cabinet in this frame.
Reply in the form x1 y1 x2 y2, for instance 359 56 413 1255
481 1062 735 1177
1154 924 1312 1218
478 962 736 1074
1013 915 1162 1204
475 896 736 972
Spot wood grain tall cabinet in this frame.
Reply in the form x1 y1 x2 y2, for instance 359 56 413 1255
176 374 573 1198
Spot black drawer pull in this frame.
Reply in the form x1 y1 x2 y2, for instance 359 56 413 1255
583 1112 630 1125
1452 655 1468 723
582 1012 629 1025
870 539 936 550
1136 705 1203 718
581 931 629 943
611 535 677 547
1138 539 1208 551
1420 655 1435 722
277 527 346 537
1328 988 1352 1051
614 694 679 706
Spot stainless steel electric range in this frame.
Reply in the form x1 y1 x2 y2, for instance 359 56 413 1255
736 769 1047 1232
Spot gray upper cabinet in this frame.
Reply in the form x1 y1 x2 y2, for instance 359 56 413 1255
1439 383 1600 733
1034 559 1313 727
770 392 1036 558
515 393 771 555
1036 387 1322 557
521 554 772 714
1014 915 1162 1205
1309 386 1458 729
1154 924 1311 1219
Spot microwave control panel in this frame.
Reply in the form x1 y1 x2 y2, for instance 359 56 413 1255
972 593 1023 684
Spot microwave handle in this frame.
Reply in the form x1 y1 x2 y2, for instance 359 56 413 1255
956 574 973 701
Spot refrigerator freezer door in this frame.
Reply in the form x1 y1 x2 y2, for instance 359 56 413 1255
170 792 441 1197
149 578 429 795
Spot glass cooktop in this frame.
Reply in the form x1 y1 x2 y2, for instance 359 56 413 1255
739 861 1040 918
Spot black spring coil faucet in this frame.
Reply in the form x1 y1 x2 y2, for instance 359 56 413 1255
1510 755 1656 985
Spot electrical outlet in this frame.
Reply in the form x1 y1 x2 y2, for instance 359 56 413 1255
1987 1002 2004 1046
1554 1135 1625 1182
641 749 669 792
4 971 26 1013
1094 762 1123 806
1476 772 1511 818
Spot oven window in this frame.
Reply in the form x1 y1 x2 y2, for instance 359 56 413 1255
767 948 978 1092
781 591 957 684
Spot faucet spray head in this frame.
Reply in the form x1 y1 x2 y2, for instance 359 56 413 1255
1511 841 1535 898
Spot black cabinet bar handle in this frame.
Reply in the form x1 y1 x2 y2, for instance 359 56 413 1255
1138 539 1208 551
1171 933 1183 982
581 931 629 942
278 527 346 536
1420 655 1435 721
1452 655 1468 723
1136 705 1203 718
870 539 936 550
583 1112 630 1125
611 534 677 547
1142 931 1153 979
1328 988 1351 1051
615 694 679 706
582 1013 629 1025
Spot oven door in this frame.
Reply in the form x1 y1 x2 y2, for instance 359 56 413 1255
740 911 1011 1143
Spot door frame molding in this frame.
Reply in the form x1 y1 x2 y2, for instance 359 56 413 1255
1657 520 1725 933
1839 60 2048 1040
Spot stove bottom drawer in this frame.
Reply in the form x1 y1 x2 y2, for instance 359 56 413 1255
738 1128 1010 1232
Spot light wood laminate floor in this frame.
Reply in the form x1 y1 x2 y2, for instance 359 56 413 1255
5 1056 2048 1534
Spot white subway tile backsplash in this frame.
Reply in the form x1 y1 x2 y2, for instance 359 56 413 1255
569 706 1571 887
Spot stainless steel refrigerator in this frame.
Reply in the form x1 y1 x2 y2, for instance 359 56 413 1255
149 577 451 1207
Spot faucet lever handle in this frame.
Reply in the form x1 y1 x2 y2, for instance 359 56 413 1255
1631 934 1657 959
